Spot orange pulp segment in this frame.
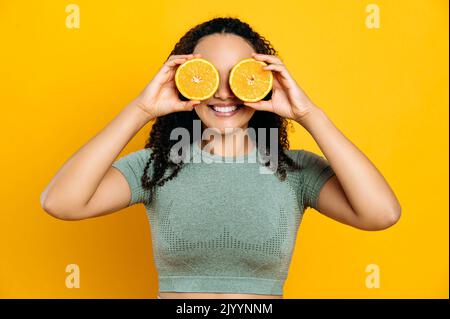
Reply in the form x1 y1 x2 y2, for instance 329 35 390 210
229 58 273 102
175 58 220 100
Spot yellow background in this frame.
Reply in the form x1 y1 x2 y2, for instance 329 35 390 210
0 0 448 298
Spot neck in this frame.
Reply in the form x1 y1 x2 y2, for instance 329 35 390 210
200 126 255 158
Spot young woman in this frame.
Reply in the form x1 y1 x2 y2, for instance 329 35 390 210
40 17 401 299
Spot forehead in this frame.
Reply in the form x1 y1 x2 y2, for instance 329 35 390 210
193 33 255 71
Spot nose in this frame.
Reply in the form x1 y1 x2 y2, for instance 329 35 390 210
213 74 235 100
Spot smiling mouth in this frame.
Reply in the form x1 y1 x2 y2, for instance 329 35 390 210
207 104 245 113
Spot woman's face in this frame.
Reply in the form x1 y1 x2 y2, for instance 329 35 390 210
192 33 256 134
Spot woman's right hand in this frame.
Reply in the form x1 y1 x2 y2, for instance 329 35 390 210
134 53 203 119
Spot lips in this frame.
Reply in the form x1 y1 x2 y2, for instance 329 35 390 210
210 105 237 113
207 104 244 117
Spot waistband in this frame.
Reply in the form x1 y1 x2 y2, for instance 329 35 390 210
158 275 284 296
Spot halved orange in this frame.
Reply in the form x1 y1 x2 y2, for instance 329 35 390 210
175 58 220 100
229 58 273 102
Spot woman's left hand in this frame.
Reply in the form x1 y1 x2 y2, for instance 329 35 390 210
243 53 319 124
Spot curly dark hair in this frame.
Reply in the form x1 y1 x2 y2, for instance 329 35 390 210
141 16 301 205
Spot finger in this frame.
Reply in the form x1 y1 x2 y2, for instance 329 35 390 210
166 53 202 67
185 53 202 61
178 99 202 111
271 74 283 89
251 53 283 64
243 100 272 112
167 53 201 61
165 57 190 67
168 53 200 61
265 65 295 87
184 53 202 60
187 100 202 108
262 64 284 72
262 64 291 79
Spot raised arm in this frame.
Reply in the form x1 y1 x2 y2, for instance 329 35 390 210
300 107 401 231
40 53 203 221
40 100 154 220
244 52 401 231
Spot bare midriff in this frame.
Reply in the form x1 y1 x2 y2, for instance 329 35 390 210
158 292 283 299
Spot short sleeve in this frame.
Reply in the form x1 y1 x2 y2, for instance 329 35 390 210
112 148 153 206
294 149 336 210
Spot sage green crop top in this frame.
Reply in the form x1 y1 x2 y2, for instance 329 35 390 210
111 140 335 296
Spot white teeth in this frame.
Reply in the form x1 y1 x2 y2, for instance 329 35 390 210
211 105 237 113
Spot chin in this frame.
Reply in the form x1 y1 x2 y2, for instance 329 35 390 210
195 104 255 135
203 126 244 136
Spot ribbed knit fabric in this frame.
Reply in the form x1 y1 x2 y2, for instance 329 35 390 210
112 140 335 296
